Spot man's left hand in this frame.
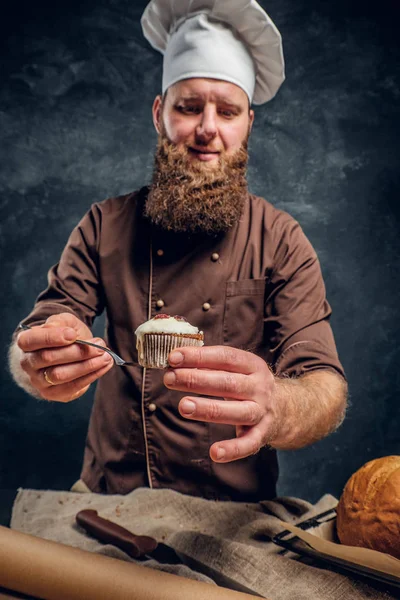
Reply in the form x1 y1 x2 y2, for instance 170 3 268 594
163 346 278 463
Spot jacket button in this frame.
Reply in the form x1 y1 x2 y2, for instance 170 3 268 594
156 299 165 308
156 249 164 256
211 253 219 262
202 302 211 311
148 403 157 412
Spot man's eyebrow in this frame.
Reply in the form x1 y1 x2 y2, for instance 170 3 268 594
216 98 243 110
175 95 204 102
176 95 243 110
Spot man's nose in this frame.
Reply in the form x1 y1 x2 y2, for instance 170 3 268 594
195 109 217 143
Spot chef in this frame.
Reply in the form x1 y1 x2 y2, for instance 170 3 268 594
9 0 347 501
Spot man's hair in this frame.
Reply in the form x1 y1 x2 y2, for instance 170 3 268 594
145 133 249 234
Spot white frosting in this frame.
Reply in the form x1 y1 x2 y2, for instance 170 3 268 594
135 316 201 336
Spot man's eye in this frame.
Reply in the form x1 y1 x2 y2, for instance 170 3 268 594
177 105 201 114
219 109 236 118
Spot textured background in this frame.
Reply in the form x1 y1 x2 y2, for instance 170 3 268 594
1 0 399 521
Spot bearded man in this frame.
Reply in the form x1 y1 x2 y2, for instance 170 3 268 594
9 0 347 501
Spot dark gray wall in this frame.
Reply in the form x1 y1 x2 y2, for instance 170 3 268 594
1 0 399 518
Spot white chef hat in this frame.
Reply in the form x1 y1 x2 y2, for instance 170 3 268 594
141 0 285 105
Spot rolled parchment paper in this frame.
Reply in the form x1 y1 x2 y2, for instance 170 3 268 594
0 526 258 600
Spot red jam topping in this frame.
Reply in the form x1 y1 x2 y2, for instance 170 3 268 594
153 314 188 322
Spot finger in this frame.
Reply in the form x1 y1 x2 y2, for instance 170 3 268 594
26 338 108 371
168 345 263 375
40 363 113 403
164 368 254 400
44 313 92 339
209 427 265 463
178 396 262 426
45 313 78 327
17 325 77 352
33 353 113 388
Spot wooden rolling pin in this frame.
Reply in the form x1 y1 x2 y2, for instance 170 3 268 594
0 526 265 600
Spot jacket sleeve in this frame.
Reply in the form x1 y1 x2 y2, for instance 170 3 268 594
264 214 345 379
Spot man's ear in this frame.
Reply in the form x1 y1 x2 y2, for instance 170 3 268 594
248 109 255 133
152 95 163 134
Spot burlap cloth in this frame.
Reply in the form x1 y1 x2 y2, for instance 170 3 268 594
10 487 396 600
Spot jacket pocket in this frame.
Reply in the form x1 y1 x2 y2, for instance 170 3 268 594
223 279 266 351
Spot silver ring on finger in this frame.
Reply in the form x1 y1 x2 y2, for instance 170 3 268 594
43 370 56 386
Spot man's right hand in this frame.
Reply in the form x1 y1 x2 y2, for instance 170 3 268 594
16 312 114 402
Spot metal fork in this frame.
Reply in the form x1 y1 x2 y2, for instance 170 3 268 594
18 324 135 367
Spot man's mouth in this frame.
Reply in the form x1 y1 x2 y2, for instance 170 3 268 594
188 147 221 162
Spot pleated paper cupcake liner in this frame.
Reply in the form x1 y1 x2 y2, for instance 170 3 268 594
139 333 203 369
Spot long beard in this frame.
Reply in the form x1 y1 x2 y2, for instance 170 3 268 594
145 135 249 235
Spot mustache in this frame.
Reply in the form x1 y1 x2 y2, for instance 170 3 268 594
153 136 248 186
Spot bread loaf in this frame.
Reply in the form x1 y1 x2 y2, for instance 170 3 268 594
336 455 400 558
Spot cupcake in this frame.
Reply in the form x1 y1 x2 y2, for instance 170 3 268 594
135 314 204 369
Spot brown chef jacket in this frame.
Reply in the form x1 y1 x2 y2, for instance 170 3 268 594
20 187 345 502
